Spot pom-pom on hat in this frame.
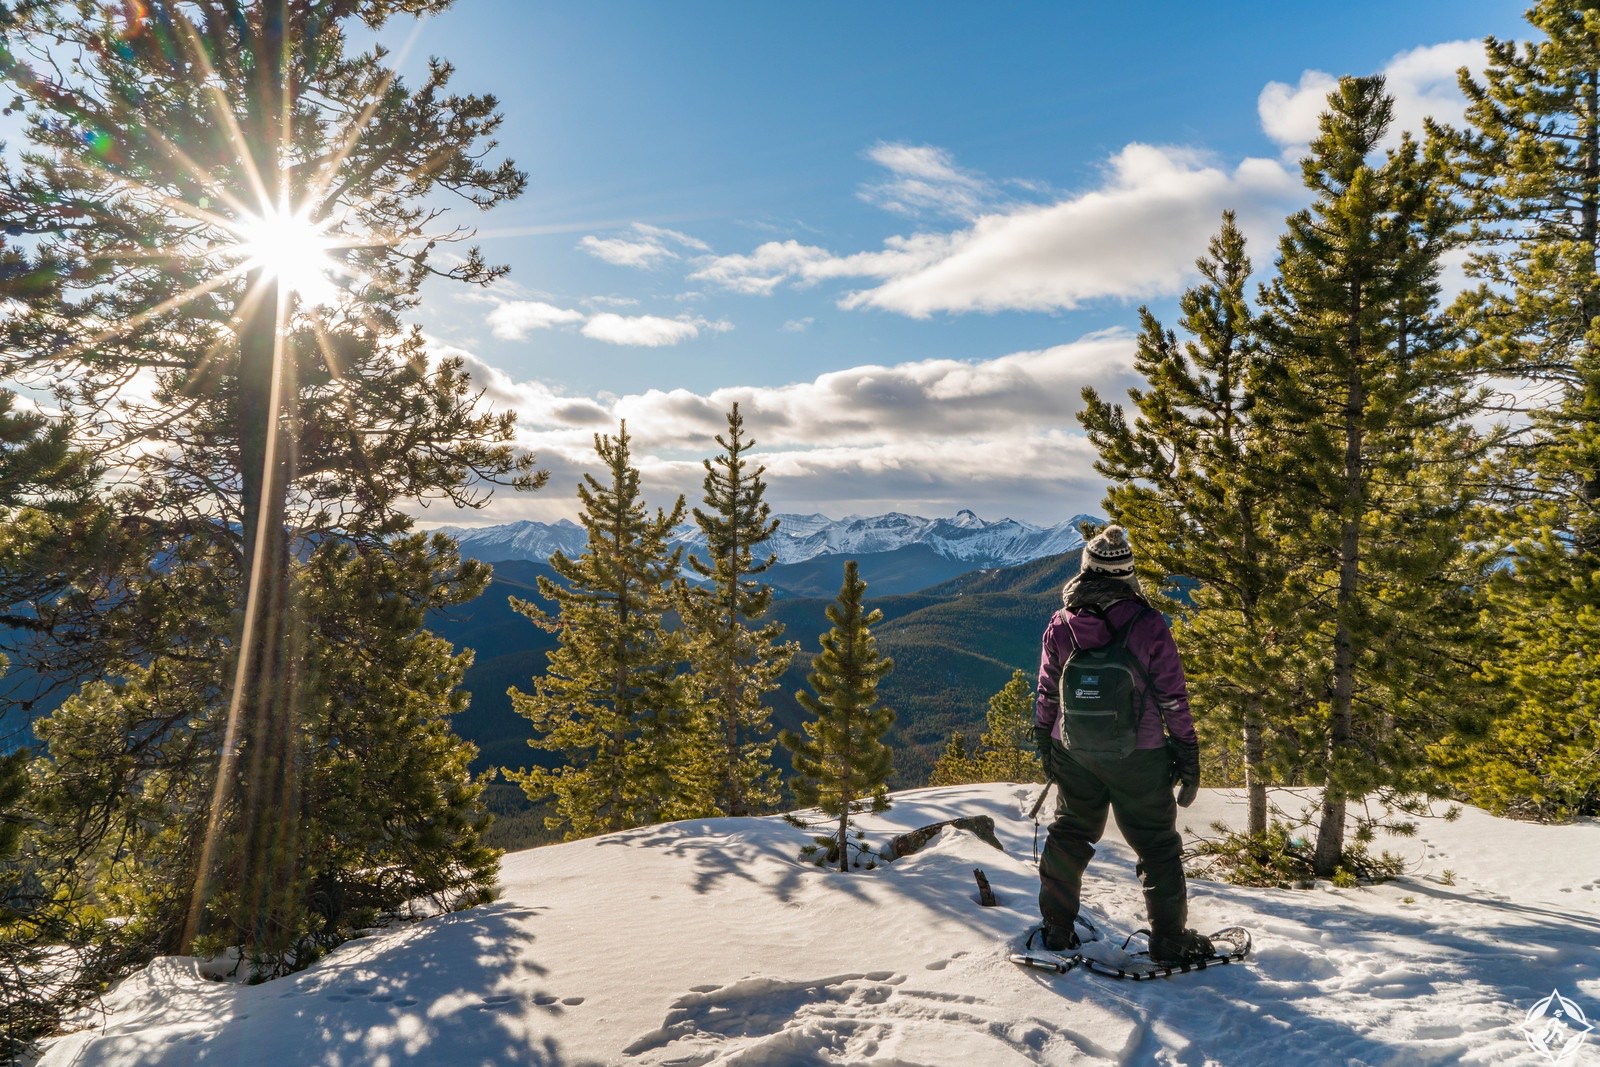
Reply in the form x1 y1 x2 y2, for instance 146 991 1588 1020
1083 524 1136 577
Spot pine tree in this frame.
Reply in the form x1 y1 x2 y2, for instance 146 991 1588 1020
1079 212 1286 834
0 1 540 966
928 730 978 787
780 560 895 872
507 423 689 838
680 404 795 817
30 533 498 976
972 669 1044 784
0 393 125 1054
1255 76 1486 874
1435 1 1600 544
927 671 1043 786
1428 1 1600 818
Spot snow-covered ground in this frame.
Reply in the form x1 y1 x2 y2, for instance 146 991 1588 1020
39 786 1600 1066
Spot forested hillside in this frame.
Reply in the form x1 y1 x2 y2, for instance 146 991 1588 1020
434 548 1083 785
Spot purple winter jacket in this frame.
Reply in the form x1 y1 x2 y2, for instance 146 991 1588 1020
1034 598 1198 750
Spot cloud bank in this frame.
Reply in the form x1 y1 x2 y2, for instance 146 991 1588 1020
432 332 1141 525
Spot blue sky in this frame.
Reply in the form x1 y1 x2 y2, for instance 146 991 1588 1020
374 1 1528 527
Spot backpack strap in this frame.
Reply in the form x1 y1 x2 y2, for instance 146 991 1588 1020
1112 606 1164 730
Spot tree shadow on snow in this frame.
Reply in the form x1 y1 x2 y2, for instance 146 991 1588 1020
154 900 604 1067
595 818 879 906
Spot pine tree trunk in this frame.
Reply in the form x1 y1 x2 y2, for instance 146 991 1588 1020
227 272 302 950
1243 701 1267 836
1580 66 1600 549
1315 331 1366 878
723 660 741 816
611 527 628 833
838 807 849 874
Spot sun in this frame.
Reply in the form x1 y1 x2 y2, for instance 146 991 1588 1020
230 201 341 306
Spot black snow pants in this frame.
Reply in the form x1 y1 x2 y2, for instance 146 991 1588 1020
1038 743 1187 937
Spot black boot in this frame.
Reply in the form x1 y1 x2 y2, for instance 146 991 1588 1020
1148 928 1214 965
1040 922 1079 952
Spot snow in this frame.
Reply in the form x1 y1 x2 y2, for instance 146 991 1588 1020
38 785 1600 1066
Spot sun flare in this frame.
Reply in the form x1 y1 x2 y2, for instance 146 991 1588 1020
231 203 340 305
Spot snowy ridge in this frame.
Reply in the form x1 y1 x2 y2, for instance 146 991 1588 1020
431 518 588 562
42 786 1600 1066
443 510 1095 568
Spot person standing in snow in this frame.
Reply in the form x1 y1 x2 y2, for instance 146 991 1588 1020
1032 524 1211 963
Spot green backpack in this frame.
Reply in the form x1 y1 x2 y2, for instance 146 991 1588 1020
1058 605 1155 758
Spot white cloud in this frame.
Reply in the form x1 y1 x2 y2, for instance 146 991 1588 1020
579 235 675 268
486 300 586 340
781 317 814 333
580 313 728 347
608 329 1138 447
1258 40 1484 154
578 223 714 268
471 288 726 348
690 234 954 297
859 141 999 219
439 332 1141 525
632 223 711 253
844 147 1297 317
690 142 1296 317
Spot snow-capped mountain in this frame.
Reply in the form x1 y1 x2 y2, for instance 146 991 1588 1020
432 518 588 562
440 510 1095 569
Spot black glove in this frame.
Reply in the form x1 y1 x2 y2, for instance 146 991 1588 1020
1167 737 1201 808
1032 726 1054 777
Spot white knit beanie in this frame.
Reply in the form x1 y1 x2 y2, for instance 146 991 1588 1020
1083 525 1136 577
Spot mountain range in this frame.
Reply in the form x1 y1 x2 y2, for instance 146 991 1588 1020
438 510 1093 572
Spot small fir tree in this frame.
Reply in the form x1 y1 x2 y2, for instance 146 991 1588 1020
508 423 689 837
0 393 126 1053
927 671 1043 786
680 404 796 817
972 669 1045 784
780 561 895 872
928 730 979 787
